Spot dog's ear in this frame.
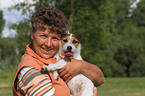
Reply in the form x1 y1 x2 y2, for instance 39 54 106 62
75 34 83 41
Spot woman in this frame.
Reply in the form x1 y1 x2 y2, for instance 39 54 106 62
13 7 105 96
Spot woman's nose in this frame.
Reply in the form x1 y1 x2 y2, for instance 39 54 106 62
45 38 52 47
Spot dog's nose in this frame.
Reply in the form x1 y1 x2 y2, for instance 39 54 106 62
67 46 72 51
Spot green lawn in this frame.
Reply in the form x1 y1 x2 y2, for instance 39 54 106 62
98 77 145 96
0 69 145 96
0 68 16 96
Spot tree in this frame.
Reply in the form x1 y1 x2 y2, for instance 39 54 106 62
10 0 117 77
108 0 145 77
10 19 31 56
10 0 115 62
0 37 17 69
0 10 5 36
9 0 55 56
0 10 17 70
9 0 145 77
127 0 145 76
130 0 145 27
56 0 115 67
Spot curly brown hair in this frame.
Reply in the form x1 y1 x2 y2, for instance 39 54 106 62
31 7 69 34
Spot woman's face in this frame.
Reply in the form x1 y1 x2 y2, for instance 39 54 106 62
31 26 61 59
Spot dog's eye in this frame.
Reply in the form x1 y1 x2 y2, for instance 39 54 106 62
73 40 78 44
63 39 67 42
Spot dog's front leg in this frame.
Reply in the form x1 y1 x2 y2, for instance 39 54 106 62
42 59 67 80
46 59 66 71
51 70 59 80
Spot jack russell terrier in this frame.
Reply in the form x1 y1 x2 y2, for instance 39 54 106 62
42 33 94 96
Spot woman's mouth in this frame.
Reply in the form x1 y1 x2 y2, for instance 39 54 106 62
42 47 53 53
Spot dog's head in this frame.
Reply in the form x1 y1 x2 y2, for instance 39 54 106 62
60 33 83 58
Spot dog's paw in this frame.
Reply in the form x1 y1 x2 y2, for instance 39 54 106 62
53 71 59 80
41 65 47 71
41 65 55 71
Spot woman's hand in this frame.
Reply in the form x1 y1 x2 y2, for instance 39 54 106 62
93 87 98 96
58 55 85 83
59 55 105 86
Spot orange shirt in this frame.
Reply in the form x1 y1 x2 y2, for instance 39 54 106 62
13 43 70 96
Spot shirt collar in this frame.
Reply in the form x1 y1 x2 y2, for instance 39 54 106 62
25 43 57 65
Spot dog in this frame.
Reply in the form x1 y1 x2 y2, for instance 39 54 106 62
42 33 94 96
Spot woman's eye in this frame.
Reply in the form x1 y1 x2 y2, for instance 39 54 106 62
40 35 46 37
63 39 67 42
73 40 78 44
53 37 59 40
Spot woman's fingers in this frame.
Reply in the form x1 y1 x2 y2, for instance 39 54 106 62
59 55 71 61
59 55 65 59
93 87 98 96
65 76 72 83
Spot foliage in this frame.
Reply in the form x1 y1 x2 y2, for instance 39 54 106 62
0 10 5 36
102 0 145 77
130 0 145 27
5 0 145 77
8 0 56 56
0 37 18 70
56 0 115 67
10 19 31 56
0 10 18 70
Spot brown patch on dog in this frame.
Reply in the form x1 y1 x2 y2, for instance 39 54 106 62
71 36 79 47
61 36 70 45
73 34 83 42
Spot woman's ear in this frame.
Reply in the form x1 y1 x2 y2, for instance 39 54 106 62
31 27 34 40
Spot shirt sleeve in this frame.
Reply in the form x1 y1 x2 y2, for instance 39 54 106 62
18 66 55 96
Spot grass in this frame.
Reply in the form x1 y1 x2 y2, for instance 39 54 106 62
0 68 145 96
0 68 16 96
98 77 145 96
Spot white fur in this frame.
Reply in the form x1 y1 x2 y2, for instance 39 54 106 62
42 34 94 96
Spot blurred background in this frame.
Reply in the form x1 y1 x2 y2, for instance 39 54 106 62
0 0 145 96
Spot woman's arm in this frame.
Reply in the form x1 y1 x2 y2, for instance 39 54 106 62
18 67 55 96
81 60 105 86
59 58 105 86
